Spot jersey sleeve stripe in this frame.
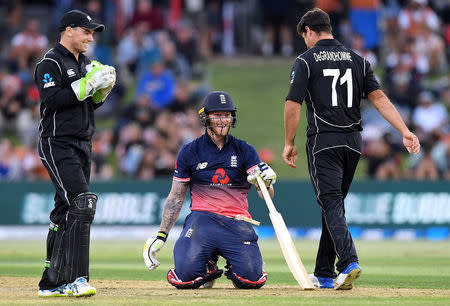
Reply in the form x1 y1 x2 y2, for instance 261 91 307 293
173 176 190 182
299 57 310 79
246 164 259 173
36 57 62 75
363 57 366 77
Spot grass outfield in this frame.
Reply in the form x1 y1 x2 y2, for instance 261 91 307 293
1 240 449 304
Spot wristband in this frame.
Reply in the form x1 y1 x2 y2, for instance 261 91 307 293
157 231 168 242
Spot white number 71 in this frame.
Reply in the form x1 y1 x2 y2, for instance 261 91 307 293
323 68 353 107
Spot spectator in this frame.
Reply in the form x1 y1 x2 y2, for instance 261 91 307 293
398 0 440 37
0 138 22 180
407 135 440 180
351 33 377 68
129 0 164 32
116 23 156 84
173 19 203 78
168 80 198 113
9 19 48 71
20 145 49 181
116 94 156 137
412 91 448 141
183 0 211 59
408 91 449 180
415 24 448 74
260 0 294 56
91 130 114 181
159 35 191 80
363 131 402 180
0 72 32 142
135 57 176 110
384 36 424 110
117 123 146 177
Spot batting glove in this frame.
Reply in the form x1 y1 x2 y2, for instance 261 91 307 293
247 162 277 189
143 231 167 270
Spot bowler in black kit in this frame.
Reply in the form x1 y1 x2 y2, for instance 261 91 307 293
282 8 420 290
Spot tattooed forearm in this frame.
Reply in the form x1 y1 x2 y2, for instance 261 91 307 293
160 180 188 233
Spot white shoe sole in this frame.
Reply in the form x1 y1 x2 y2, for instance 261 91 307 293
73 288 97 297
334 268 361 290
38 290 72 297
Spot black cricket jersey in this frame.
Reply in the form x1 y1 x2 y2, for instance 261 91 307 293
35 43 103 140
286 39 380 138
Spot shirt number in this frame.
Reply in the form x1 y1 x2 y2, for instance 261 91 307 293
323 68 353 108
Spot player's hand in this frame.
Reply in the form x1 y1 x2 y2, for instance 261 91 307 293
143 231 167 270
402 131 420 155
282 144 298 168
247 162 277 188
92 65 116 103
71 63 112 101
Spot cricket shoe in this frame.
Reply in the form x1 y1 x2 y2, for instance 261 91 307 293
38 284 72 297
69 277 97 297
309 274 334 289
334 262 361 290
203 258 223 288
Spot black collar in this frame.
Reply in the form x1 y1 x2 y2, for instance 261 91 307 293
54 42 85 62
55 42 71 55
315 39 342 47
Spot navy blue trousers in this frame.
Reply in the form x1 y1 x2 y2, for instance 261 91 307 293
173 211 264 281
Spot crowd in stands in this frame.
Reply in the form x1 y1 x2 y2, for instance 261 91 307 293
0 0 448 181
359 0 449 180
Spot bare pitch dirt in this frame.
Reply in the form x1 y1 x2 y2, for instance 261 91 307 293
1 276 450 304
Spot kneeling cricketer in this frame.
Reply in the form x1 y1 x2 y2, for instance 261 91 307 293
143 91 277 289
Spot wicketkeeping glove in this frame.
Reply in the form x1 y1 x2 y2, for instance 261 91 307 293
247 162 277 189
71 61 114 101
92 65 116 103
143 231 168 270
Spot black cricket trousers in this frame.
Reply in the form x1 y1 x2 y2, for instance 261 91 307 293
306 133 361 279
38 136 92 223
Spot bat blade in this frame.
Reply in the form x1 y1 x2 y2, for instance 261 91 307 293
269 212 315 290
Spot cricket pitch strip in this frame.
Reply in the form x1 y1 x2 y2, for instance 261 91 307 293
1 276 449 304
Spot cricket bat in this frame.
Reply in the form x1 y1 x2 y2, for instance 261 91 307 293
256 176 314 290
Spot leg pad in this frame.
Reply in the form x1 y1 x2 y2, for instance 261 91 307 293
167 267 223 289
48 193 97 284
226 267 267 289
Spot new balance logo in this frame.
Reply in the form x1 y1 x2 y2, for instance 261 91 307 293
196 162 208 170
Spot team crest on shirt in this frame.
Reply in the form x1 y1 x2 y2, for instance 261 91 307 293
43 73 55 88
212 168 230 184
230 155 237 167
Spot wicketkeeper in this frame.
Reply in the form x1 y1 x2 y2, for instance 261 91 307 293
143 91 277 289
35 10 115 297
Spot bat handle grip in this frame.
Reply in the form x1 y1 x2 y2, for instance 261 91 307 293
256 175 278 215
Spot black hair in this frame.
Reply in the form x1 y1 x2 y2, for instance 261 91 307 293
297 8 332 35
